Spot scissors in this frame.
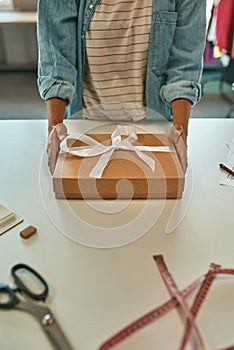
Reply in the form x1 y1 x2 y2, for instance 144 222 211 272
0 263 73 350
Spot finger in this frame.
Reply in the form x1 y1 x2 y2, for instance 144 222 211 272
180 154 188 173
47 127 57 155
55 123 67 141
175 140 188 173
47 148 57 174
47 127 60 174
47 124 67 174
47 138 60 174
178 148 188 173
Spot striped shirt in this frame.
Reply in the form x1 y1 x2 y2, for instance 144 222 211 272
82 0 153 121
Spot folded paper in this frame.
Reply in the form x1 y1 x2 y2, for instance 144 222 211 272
0 204 23 235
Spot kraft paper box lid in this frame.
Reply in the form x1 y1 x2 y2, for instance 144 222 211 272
53 133 185 199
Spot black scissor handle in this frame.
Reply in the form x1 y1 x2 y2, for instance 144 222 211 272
0 283 19 309
11 263 49 302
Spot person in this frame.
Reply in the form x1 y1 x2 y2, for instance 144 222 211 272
37 0 206 174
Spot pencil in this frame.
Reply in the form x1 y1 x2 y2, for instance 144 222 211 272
219 163 234 177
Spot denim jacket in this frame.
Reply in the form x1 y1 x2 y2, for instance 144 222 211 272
37 0 206 119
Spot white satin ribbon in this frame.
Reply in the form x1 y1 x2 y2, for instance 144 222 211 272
60 125 174 179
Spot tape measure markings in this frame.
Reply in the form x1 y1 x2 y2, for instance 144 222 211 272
98 257 234 350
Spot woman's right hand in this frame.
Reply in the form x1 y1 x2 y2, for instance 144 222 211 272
47 123 67 174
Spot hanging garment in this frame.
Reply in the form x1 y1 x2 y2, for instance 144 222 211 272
216 0 234 59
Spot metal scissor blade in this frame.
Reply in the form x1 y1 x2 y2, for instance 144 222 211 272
15 300 74 350
40 312 74 350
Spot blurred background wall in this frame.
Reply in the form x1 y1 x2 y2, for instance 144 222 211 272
0 0 37 69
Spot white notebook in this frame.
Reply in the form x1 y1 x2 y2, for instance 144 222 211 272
0 204 23 235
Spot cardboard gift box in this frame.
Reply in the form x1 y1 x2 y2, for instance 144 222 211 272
53 128 185 199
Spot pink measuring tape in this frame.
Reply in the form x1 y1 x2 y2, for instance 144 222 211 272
98 255 234 350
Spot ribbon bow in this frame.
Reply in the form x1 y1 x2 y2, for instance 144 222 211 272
60 125 173 178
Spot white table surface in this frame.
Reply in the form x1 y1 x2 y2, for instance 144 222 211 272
0 119 234 350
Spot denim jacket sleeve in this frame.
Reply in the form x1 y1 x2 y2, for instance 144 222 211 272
37 0 78 104
160 0 206 106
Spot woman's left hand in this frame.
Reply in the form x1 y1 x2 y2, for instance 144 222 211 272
168 125 188 173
